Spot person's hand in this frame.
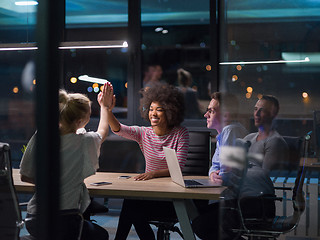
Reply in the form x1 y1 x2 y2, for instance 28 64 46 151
98 82 116 111
210 170 223 184
134 172 155 181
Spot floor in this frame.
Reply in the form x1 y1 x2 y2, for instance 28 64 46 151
19 198 187 240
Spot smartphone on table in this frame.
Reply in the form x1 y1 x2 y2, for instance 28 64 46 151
90 181 112 186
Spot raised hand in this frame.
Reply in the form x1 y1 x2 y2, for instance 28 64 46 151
98 82 116 111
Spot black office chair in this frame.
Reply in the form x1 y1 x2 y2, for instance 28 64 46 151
231 135 308 240
0 142 84 240
149 131 212 240
0 142 23 240
270 136 303 177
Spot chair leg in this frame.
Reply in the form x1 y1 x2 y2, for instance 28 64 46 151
157 226 165 240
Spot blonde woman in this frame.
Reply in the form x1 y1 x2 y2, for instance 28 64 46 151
20 83 112 240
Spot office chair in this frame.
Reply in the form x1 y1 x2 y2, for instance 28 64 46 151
0 142 84 240
149 131 211 240
0 142 23 240
231 135 308 240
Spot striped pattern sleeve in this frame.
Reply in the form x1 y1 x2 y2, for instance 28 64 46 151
143 126 189 172
112 123 144 144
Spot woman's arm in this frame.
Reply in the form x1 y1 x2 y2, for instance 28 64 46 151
134 169 170 181
98 82 121 132
97 82 121 140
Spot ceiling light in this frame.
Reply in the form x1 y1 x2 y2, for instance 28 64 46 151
15 1 38 6
78 75 109 85
59 41 128 50
155 27 163 32
0 41 128 51
219 57 310 65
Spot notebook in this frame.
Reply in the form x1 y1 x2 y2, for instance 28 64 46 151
163 146 221 188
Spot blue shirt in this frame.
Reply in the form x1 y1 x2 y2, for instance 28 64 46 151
209 122 248 176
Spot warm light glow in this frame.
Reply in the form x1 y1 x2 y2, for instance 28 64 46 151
302 92 309 99
232 75 238 82
246 92 252 99
70 77 77 84
13 87 19 94
15 1 38 6
206 65 212 71
247 87 253 93
92 83 99 89
33 79 36 85
257 94 263 99
236 65 242 71
125 82 128 89
100 85 104 91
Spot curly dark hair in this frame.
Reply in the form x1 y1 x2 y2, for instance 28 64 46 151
139 83 185 127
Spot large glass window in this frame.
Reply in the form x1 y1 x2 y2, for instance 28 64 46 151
222 1 320 138
141 0 211 119
0 0 37 167
64 0 129 119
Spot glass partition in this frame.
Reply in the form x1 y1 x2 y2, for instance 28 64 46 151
0 0 37 166
141 0 211 119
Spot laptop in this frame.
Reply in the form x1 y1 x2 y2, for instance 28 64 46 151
163 147 221 188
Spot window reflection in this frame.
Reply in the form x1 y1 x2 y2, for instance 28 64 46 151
63 48 128 118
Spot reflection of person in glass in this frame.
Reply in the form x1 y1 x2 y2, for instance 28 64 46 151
192 95 288 240
177 68 201 118
105 82 189 240
143 64 163 87
205 92 248 184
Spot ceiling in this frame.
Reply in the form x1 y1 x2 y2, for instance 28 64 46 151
0 0 320 28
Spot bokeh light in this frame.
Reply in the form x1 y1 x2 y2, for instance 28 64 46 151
302 92 308 99
232 75 238 82
13 87 19 94
87 87 93 93
70 77 77 84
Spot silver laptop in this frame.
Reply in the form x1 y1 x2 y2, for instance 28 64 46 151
163 147 221 188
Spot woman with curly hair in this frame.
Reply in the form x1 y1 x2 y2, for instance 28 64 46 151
105 82 189 239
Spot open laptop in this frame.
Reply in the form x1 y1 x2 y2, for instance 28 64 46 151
163 146 221 188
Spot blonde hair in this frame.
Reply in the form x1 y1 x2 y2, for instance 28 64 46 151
59 89 91 130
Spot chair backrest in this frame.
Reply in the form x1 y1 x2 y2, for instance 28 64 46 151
281 136 303 172
0 142 22 240
182 131 211 176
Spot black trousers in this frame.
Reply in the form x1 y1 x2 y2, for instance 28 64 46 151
25 211 109 240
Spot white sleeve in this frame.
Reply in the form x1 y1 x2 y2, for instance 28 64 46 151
83 132 102 175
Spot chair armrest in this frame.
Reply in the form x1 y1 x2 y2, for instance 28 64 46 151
19 202 28 207
274 186 292 191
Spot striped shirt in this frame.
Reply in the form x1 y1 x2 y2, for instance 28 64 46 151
114 124 189 172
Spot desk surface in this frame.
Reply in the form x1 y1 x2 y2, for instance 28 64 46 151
12 169 225 201
300 158 320 168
